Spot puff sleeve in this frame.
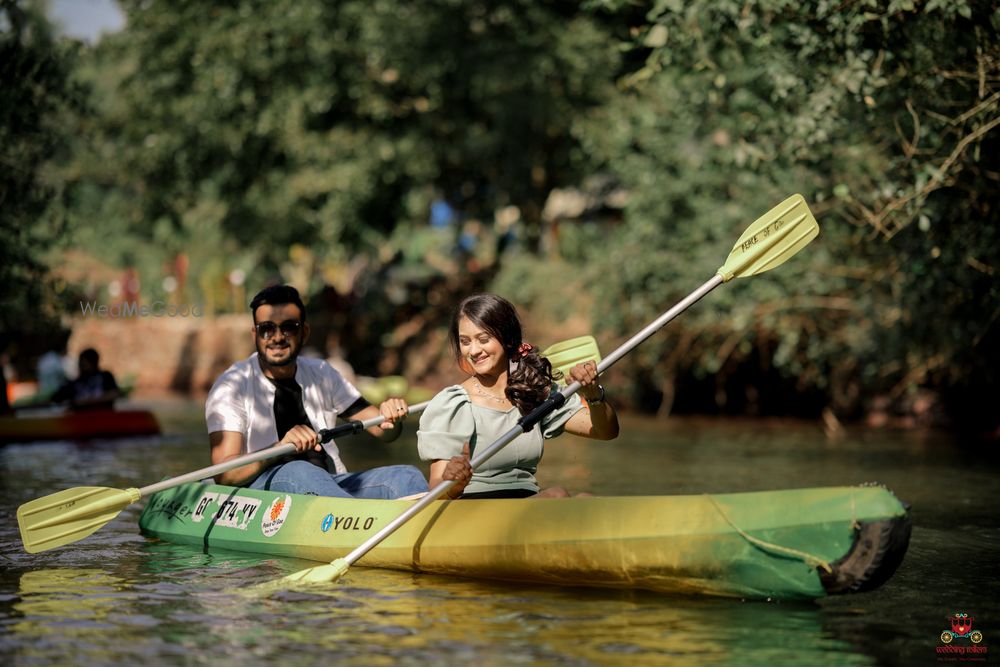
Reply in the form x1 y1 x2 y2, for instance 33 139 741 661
539 385 586 438
417 385 476 461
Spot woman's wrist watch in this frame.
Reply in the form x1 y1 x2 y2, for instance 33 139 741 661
584 384 605 405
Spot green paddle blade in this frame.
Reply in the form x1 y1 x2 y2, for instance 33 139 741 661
257 558 351 592
717 194 819 282
543 336 602 379
17 486 140 554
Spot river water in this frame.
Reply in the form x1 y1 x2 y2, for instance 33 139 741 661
1 401 997 666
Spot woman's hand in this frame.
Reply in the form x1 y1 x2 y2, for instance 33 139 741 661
569 360 602 400
377 397 409 431
565 360 619 440
441 442 472 499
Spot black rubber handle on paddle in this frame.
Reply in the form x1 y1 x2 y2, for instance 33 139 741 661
318 420 365 444
314 400 430 445
516 393 567 432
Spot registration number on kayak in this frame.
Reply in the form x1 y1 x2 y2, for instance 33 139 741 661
192 492 262 531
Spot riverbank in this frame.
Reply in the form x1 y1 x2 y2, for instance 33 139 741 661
5 312 969 433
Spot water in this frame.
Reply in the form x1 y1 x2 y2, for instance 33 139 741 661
1 402 997 666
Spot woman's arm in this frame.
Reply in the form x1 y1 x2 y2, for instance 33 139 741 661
429 442 472 499
562 361 620 440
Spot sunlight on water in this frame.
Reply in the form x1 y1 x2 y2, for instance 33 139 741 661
4 559 870 666
1 408 997 665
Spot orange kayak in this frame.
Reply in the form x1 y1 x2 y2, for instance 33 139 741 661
0 409 160 443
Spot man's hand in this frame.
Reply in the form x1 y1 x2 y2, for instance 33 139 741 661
377 397 409 431
279 424 322 452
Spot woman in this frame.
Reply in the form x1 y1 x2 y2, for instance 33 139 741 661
417 293 619 498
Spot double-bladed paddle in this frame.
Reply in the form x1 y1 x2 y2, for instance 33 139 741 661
16 334 604 555
16 403 430 554
275 193 820 585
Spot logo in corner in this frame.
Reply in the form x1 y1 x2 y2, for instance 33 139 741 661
941 613 984 645
261 495 292 538
936 611 989 661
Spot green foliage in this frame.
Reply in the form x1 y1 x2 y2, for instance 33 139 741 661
58 0 619 306
17 0 997 426
569 0 999 423
0 0 82 353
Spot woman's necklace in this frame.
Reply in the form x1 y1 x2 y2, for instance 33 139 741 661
472 377 509 405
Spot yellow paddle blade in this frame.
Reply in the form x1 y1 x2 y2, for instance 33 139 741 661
542 335 602 379
273 558 351 586
17 486 140 554
717 194 820 282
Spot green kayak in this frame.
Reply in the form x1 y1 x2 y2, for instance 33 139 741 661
138 483 910 600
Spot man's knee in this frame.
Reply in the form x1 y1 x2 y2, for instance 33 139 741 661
389 465 429 493
261 460 330 494
280 460 319 474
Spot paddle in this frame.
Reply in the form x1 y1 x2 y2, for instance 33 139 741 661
543 335 602 380
16 403 430 554
15 335 600 555
276 193 820 585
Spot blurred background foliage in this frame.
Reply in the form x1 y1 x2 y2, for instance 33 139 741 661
1 0 997 430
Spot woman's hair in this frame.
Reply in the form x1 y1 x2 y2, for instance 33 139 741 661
450 293 557 415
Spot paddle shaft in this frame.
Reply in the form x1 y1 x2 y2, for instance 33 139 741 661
138 401 429 497
322 196 821 578
337 275 725 569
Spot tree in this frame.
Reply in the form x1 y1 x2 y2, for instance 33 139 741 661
61 0 619 311
569 0 999 427
0 0 82 367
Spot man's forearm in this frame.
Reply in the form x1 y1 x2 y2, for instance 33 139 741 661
214 455 283 486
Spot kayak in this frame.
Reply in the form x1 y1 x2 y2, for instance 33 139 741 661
138 482 910 600
0 409 161 444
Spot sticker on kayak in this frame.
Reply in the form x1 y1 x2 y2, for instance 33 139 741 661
146 496 194 521
320 513 376 532
192 492 261 531
261 495 292 538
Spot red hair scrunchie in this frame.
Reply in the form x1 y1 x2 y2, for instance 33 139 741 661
512 342 533 361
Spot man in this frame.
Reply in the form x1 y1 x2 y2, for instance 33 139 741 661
50 348 121 410
206 284 428 498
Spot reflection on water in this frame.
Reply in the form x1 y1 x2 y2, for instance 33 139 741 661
1 409 997 665
14 568 126 632
6 558 868 667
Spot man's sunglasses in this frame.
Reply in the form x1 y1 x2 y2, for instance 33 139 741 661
255 320 302 340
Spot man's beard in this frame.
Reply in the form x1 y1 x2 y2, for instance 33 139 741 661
257 340 298 367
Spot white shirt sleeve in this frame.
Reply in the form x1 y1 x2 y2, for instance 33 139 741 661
205 370 247 435
319 361 364 414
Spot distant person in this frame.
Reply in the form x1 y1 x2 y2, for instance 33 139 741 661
50 348 121 410
429 197 458 229
206 284 428 498
37 350 68 394
418 293 619 499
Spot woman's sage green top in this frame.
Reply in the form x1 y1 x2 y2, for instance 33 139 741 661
417 384 585 495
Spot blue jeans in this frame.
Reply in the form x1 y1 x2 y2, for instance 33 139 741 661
248 460 428 499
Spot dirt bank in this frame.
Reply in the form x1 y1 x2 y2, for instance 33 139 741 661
66 314 253 396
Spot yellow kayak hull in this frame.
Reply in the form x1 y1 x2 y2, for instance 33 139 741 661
139 482 910 599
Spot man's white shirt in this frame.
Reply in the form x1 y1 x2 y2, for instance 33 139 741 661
205 353 363 474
